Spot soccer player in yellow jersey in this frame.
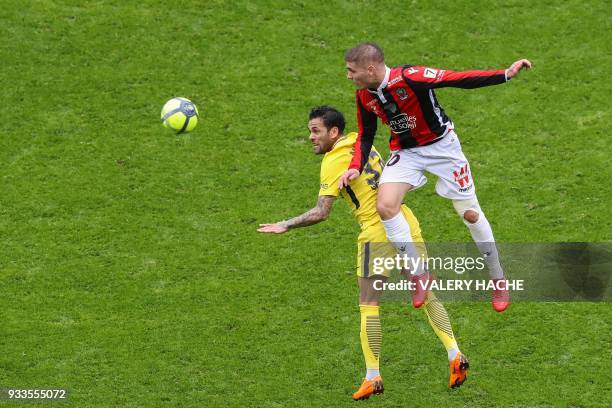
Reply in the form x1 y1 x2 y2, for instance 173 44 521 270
258 106 468 400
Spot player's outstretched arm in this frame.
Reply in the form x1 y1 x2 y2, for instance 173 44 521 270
505 59 532 79
257 195 336 234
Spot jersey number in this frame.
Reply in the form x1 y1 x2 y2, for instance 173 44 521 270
344 150 384 210
364 150 383 190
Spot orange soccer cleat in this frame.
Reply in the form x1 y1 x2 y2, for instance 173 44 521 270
410 272 432 308
352 376 384 400
492 278 510 312
449 352 469 389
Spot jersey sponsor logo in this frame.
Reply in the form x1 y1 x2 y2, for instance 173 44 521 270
424 68 438 79
453 164 472 192
407 115 417 129
388 76 402 85
320 183 329 190
405 67 419 75
396 88 408 100
389 113 417 134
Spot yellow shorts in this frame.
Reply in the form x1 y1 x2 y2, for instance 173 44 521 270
356 205 427 278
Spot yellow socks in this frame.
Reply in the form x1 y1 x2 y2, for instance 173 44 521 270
422 292 460 361
359 304 381 379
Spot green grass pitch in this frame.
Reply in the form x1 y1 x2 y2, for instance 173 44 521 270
0 0 610 406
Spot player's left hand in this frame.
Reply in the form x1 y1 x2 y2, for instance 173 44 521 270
338 169 360 189
506 59 532 79
257 222 289 234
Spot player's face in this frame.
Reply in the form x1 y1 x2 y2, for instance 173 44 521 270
308 118 336 155
346 61 376 89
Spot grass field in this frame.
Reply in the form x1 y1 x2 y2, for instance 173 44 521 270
1 0 610 406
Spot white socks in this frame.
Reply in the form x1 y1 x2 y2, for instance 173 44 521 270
381 212 426 276
448 348 460 362
366 368 380 380
464 212 504 280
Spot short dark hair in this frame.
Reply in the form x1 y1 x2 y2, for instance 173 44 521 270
309 106 346 134
344 42 385 65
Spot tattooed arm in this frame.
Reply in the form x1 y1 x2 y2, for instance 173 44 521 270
257 195 336 234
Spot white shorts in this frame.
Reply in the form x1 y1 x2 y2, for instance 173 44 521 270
379 131 476 200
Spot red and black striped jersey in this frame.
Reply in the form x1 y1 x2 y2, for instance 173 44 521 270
349 65 508 172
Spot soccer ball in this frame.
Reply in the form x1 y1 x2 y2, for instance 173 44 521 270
161 97 199 133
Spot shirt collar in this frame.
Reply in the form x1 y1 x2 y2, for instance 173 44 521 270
331 134 347 150
377 66 391 91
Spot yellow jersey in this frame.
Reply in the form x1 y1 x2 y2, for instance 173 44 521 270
319 132 385 230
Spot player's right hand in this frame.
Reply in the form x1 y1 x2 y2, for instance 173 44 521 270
257 222 289 234
338 169 360 189
506 59 532 79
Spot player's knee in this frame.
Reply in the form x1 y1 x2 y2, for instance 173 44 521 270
376 199 401 220
360 278 383 304
453 198 481 224
463 209 480 224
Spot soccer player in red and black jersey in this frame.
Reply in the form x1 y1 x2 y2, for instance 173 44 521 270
338 43 532 312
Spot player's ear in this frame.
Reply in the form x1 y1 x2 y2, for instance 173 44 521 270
328 126 339 140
